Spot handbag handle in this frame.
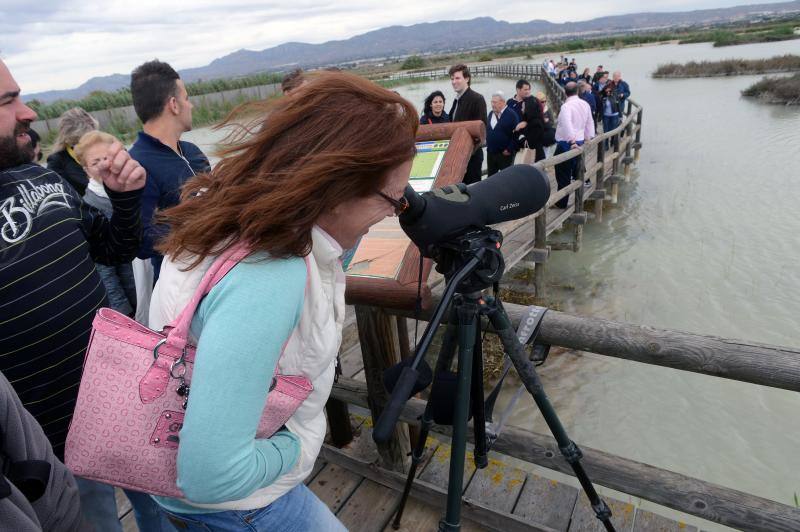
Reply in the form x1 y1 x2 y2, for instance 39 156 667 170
164 242 252 351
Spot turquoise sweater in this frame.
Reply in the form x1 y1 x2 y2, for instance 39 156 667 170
153 254 306 514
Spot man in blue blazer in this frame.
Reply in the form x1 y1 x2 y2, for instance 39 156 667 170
486 91 520 176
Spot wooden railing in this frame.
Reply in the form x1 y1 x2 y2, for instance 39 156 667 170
332 63 800 531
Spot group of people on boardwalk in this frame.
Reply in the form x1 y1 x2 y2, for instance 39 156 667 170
418 64 555 180
417 59 631 206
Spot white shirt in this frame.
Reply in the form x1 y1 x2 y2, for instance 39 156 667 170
489 106 507 129
555 95 595 143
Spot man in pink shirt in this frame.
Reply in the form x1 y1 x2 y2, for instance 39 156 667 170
553 82 595 208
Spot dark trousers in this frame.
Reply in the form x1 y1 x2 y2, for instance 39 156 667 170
463 149 484 184
603 114 621 149
486 150 514 177
553 140 582 208
532 144 546 162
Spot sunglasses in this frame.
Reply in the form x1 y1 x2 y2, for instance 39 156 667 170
377 191 409 215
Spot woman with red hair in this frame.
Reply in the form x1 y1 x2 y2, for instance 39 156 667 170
148 70 418 530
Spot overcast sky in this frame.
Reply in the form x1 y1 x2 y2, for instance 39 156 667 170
0 0 789 94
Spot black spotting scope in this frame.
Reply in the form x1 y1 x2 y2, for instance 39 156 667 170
399 164 551 255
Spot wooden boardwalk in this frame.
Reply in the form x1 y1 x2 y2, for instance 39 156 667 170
117 411 701 531
310 412 700 532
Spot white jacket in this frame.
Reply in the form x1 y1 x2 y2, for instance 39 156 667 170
149 226 345 510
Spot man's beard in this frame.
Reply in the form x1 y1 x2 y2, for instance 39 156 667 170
0 122 36 170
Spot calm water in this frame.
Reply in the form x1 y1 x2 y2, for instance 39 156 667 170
185 41 800 510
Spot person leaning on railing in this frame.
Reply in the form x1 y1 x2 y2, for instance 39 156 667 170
553 81 595 208
146 71 418 531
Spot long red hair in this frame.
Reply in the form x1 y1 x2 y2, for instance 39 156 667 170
158 71 418 267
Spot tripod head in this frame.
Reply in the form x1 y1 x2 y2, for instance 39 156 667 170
431 228 505 294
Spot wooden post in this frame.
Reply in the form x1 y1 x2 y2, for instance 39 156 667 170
634 108 643 162
533 211 547 300
355 305 410 472
594 139 605 222
623 120 634 182
611 132 621 202
395 316 420 448
573 153 586 252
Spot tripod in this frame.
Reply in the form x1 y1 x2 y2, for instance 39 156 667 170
372 228 615 532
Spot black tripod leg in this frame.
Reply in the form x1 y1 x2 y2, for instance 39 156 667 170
470 331 489 469
484 298 616 532
392 306 460 529
440 295 479 532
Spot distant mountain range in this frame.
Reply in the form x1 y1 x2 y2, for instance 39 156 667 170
26 1 800 103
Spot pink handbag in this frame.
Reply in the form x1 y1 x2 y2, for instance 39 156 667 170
65 243 313 498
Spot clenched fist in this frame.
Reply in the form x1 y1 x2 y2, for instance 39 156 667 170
98 141 146 192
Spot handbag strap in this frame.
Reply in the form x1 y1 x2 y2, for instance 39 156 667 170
164 242 252 351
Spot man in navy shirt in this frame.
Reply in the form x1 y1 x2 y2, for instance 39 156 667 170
129 60 210 278
486 91 520 176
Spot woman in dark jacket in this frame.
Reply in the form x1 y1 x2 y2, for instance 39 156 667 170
513 95 546 162
46 107 98 195
419 90 450 124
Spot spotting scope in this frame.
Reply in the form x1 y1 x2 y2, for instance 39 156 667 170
399 164 551 255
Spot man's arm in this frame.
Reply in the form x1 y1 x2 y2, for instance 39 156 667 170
80 143 145 266
505 112 520 153
584 108 596 141
471 92 487 124
0 372 82 531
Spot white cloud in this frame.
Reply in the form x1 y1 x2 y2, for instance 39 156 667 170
0 0 791 93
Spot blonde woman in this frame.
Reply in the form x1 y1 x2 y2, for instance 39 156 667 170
46 107 98 195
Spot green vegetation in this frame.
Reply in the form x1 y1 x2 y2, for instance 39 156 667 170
477 53 494 62
653 55 800 78
741 72 800 104
680 21 799 47
29 72 283 120
41 93 275 155
400 55 426 70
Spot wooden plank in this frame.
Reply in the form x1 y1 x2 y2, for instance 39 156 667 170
546 206 575 233
307 463 364 514
418 439 477 492
115 487 132 519
321 443 559 532
513 473 579 530
384 496 486 532
569 493 635 531
463 457 526 513
305 458 327 484
341 414 381 464
632 509 698 532
336 479 401 532
330 378 800 532
339 342 365 378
